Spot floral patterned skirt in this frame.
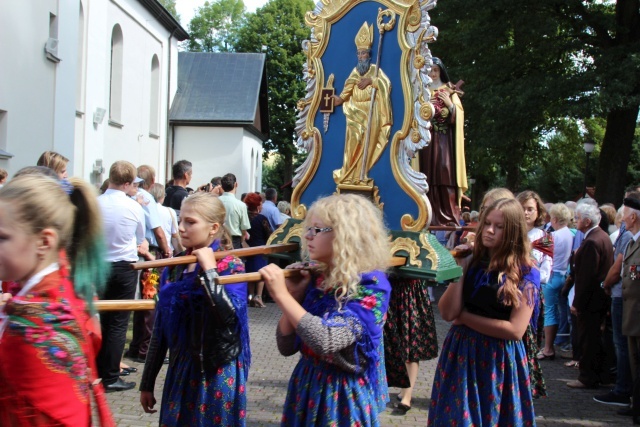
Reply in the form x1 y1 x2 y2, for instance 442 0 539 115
384 278 438 388
524 324 547 398
428 325 535 427
159 351 248 427
281 353 379 427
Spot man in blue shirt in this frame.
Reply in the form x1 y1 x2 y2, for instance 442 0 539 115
262 188 283 232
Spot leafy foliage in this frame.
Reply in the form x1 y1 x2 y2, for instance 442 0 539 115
431 0 639 204
261 154 305 196
158 0 180 21
186 0 246 52
234 0 313 198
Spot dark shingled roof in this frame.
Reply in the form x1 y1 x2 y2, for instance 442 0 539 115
170 52 268 138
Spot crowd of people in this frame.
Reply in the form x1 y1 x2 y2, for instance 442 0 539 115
1 150 639 426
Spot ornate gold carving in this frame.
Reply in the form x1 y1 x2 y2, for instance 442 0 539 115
419 231 439 269
389 237 422 267
266 224 286 245
419 102 434 121
283 223 304 243
291 129 321 219
413 54 425 69
411 130 421 143
267 221 303 246
406 3 422 32
355 22 374 49
293 203 307 219
377 8 397 34
295 0 436 231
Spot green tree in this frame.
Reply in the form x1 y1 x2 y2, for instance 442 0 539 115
235 0 313 200
187 0 246 52
158 0 180 21
261 154 305 198
569 0 640 204
431 0 639 202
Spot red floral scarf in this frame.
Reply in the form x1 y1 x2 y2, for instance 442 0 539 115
0 263 114 426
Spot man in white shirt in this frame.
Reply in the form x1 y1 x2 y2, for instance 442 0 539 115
97 160 147 392
125 165 171 365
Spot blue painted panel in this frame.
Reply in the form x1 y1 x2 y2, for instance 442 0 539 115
300 1 420 230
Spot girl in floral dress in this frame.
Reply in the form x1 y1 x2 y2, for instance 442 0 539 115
429 198 539 426
139 192 250 426
0 174 113 426
260 194 391 427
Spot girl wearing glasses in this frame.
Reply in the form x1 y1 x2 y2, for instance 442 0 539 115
260 194 391 426
429 198 539 426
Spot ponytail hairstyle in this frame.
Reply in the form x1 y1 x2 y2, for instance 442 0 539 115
0 175 109 312
472 198 533 308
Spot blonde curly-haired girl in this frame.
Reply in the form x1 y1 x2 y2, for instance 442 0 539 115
260 193 391 426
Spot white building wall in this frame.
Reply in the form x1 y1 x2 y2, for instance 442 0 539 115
0 0 76 173
0 0 180 185
80 0 179 186
172 126 263 195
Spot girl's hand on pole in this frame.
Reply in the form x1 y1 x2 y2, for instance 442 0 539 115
260 264 288 301
192 247 217 271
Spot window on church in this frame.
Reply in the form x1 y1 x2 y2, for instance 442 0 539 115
109 24 123 124
149 54 160 136
76 1 85 112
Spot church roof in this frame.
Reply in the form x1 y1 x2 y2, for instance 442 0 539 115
138 0 189 40
170 52 269 137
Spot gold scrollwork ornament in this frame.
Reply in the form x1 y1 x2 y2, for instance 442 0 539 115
389 237 422 268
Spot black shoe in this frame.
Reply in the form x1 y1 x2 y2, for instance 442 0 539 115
122 366 138 373
163 357 169 365
393 402 411 415
593 391 630 406
104 378 136 393
119 369 130 377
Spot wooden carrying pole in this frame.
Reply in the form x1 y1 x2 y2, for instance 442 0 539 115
131 243 300 270
215 256 407 285
94 256 407 312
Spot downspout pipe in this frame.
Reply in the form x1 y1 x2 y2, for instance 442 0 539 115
165 29 177 182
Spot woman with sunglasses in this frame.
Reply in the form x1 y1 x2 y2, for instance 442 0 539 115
260 194 391 426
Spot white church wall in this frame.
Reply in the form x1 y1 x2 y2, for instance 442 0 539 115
0 0 77 174
80 0 178 185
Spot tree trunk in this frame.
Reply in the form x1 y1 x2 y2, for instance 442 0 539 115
594 105 639 204
504 141 524 190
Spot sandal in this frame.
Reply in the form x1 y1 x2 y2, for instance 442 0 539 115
564 360 579 368
536 351 555 361
253 295 266 308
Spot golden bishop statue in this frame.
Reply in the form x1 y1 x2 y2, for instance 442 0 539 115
332 22 393 186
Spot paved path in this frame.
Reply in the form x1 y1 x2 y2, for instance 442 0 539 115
106 288 629 426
